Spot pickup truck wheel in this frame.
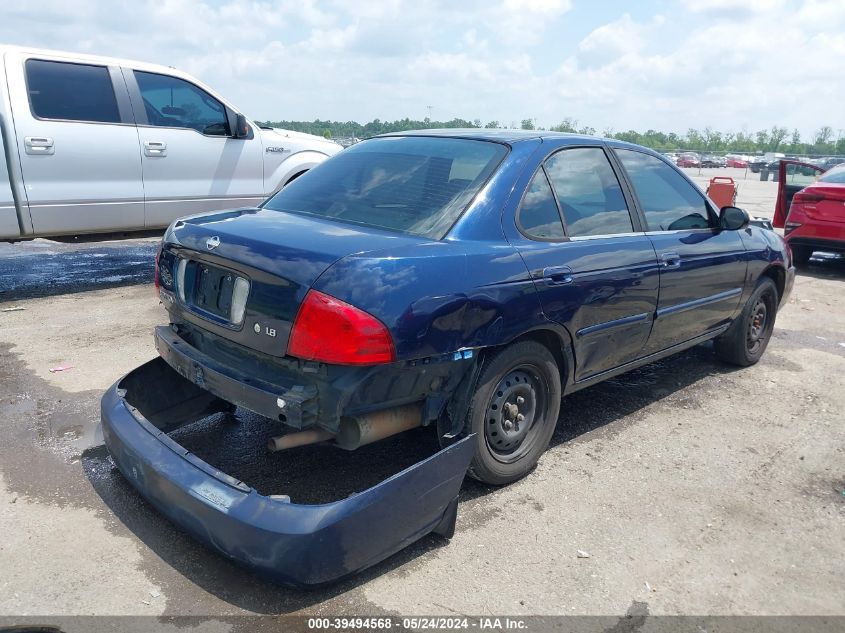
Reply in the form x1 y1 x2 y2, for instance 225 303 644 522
714 278 778 367
464 341 561 485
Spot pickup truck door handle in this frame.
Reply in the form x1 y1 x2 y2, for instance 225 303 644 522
24 136 54 155
144 141 167 157
541 265 574 285
659 252 682 268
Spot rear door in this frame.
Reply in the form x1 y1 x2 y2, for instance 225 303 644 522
5 50 144 234
613 148 747 353
506 145 660 382
773 160 825 227
125 69 265 227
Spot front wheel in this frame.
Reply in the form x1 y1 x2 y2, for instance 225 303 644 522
463 340 562 485
714 278 778 366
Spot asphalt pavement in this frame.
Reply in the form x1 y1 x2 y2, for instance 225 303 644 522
0 236 159 301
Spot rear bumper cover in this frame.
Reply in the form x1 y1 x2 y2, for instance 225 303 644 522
786 234 845 254
101 357 474 587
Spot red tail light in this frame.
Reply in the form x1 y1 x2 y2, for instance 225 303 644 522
793 191 825 210
288 290 395 365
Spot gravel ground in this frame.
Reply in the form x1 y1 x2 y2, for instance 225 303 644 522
0 169 843 623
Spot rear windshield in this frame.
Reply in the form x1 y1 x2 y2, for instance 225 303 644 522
262 136 508 239
819 166 845 184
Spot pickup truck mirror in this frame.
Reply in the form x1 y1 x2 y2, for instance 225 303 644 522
232 113 250 139
720 205 750 231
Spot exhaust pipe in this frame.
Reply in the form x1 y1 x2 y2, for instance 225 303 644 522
266 403 423 452
267 428 334 452
336 403 422 450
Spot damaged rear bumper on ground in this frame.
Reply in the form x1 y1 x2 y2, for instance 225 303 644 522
100 357 475 587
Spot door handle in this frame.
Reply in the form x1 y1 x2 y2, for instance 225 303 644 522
659 252 682 268
25 136 54 155
541 265 573 285
144 141 167 157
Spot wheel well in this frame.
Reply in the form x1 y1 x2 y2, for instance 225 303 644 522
510 329 570 385
761 265 785 301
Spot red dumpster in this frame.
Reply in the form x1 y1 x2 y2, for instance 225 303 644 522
706 176 737 209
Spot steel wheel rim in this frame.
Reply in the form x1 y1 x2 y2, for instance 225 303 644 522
484 365 548 464
746 297 769 354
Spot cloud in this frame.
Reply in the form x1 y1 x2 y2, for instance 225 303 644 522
0 0 842 137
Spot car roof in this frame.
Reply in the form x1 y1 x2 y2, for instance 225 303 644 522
377 128 604 144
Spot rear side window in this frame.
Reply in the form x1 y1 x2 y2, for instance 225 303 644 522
263 137 507 239
544 148 633 237
26 59 120 123
819 167 845 184
134 71 229 136
518 170 565 239
616 150 712 231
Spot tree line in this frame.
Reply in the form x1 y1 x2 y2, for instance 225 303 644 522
258 116 845 156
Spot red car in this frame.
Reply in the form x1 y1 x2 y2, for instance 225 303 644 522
726 157 748 168
774 160 845 265
676 153 701 168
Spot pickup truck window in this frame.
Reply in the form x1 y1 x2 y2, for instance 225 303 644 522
545 147 633 237
616 149 712 231
25 59 121 124
134 71 230 136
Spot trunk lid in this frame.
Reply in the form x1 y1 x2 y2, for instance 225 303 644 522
161 207 424 356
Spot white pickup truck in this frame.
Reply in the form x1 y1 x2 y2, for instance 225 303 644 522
0 46 341 241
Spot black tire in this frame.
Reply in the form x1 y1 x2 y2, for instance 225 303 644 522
791 246 812 267
462 340 562 485
714 278 778 367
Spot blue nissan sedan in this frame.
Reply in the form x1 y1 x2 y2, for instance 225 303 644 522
102 130 794 586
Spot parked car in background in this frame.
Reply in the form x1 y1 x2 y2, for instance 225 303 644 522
774 160 844 265
820 157 845 170
102 130 795 586
749 156 768 173
0 46 340 241
701 155 724 168
726 156 748 168
676 152 701 168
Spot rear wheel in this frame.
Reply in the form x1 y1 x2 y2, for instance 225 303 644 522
791 246 812 267
714 278 778 366
463 341 561 485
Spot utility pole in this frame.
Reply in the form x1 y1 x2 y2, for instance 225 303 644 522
426 105 433 126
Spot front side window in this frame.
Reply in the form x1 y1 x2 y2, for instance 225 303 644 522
544 147 633 237
26 59 120 123
263 136 507 239
518 170 565 239
616 150 712 231
134 71 229 136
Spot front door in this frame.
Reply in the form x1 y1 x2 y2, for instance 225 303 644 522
614 148 748 353
6 51 144 235
507 146 660 382
773 160 825 228
125 69 265 227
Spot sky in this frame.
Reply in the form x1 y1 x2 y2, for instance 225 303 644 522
1 0 844 138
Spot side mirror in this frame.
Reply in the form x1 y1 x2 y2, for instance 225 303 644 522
232 113 250 139
720 206 750 230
